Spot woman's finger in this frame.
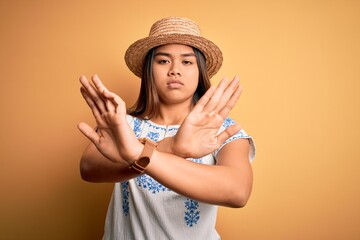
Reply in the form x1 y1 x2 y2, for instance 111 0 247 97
213 76 240 113
202 77 229 113
103 90 126 116
192 86 216 113
91 74 108 93
80 87 106 126
91 75 115 112
216 123 242 144
77 122 100 144
79 75 107 114
114 95 126 116
218 84 243 119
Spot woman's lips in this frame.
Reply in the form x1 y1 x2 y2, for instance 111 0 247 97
167 80 184 89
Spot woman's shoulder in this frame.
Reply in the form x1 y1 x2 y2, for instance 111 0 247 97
217 117 256 162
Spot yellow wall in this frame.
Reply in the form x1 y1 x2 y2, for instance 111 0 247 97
1 0 359 239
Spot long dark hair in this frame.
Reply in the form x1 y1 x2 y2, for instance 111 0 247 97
127 46 211 119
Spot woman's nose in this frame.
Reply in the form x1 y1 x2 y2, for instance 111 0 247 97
168 63 181 77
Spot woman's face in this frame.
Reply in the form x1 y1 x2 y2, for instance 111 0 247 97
152 44 199 105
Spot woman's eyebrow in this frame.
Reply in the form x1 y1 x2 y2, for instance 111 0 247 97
154 52 196 57
181 53 196 57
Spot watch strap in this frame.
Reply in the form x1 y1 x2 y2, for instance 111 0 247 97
129 138 158 174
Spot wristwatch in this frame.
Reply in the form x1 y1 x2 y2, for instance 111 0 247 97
129 138 158 174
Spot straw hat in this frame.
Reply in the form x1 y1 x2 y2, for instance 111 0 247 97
124 17 223 79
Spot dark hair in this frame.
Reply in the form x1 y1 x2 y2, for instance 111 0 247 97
127 47 211 119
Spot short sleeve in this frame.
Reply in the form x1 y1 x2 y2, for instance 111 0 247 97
214 117 256 162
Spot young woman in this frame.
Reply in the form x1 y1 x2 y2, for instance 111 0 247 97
78 17 255 240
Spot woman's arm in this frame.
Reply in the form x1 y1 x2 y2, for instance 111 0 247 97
78 75 253 206
80 135 253 207
78 75 145 182
80 142 138 182
146 138 253 208
78 75 244 184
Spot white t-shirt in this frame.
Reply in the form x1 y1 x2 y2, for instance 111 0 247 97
103 115 255 240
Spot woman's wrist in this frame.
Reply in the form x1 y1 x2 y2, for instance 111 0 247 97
156 137 174 154
157 137 188 158
125 141 144 166
129 138 158 174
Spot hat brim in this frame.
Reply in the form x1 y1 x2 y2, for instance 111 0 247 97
125 34 223 79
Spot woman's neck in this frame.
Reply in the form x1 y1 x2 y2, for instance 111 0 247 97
151 101 193 126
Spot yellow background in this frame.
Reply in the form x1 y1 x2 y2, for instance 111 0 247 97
1 0 359 239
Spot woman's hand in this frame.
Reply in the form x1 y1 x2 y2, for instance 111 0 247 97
77 75 142 165
170 76 243 158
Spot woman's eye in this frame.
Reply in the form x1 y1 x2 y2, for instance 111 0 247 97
183 60 192 65
158 59 169 64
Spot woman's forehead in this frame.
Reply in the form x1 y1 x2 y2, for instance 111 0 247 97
154 44 195 54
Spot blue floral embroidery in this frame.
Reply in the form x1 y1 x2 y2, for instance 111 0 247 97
146 131 160 141
167 126 179 132
188 157 203 164
221 118 246 139
184 199 200 227
183 157 201 227
136 175 170 194
133 118 142 137
146 120 179 132
147 122 167 131
121 181 130 216
222 117 235 128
